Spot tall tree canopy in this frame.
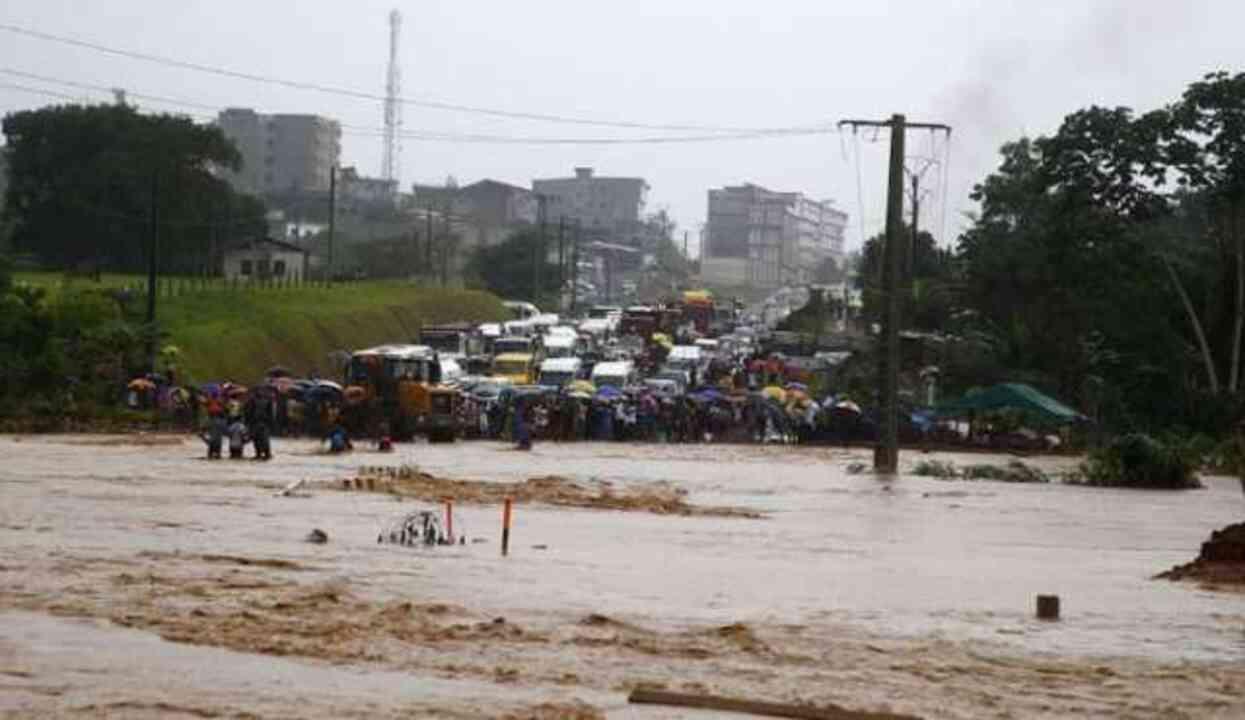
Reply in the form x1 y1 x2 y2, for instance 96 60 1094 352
2 104 266 274
466 228 561 306
857 223 956 332
955 71 1245 431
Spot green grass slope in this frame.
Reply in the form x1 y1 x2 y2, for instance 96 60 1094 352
158 283 504 383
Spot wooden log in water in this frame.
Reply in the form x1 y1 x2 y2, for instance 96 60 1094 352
626 689 921 720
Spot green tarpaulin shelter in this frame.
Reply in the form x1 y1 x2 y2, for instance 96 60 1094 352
934 382 1087 425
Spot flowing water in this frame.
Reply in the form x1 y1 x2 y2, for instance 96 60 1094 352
1 435 1242 718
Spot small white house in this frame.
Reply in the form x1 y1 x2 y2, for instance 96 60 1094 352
223 238 309 282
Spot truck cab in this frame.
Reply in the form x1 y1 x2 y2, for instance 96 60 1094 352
537 357 583 388
491 353 537 385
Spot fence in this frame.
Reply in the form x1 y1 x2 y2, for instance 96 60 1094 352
116 273 362 299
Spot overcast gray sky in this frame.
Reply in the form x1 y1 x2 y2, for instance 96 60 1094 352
1 1 1240 254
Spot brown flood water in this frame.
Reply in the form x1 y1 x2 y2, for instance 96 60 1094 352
1 435 1243 719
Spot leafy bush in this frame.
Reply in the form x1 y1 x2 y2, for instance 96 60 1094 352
911 459 958 478
910 458 1050 483
1072 434 1202 489
963 461 1050 483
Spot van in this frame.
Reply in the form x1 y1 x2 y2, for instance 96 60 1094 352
537 357 582 388
543 333 580 359
591 360 635 389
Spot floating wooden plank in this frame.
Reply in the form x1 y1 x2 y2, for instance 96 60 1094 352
627 689 921 720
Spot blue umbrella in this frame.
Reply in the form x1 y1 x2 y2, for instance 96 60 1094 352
595 385 624 401
691 388 725 403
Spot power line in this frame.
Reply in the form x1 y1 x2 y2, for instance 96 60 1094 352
0 21 829 135
0 81 84 103
0 67 838 146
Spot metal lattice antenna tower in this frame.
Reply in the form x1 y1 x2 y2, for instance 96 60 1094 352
382 9 402 184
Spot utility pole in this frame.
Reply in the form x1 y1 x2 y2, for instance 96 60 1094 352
839 115 950 474
571 219 581 315
534 195 547 303
604 250 613 304
905 157 937 281
146 169 159 373
327 165 337 281
424 202 434 277
683 230 689 260
557 215 566 297
441 193 452 288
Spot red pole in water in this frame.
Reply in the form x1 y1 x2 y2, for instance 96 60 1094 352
444 498 453 543
501 497 513 556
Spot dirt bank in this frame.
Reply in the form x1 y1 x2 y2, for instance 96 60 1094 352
1157 522 1245 588
340 466 764 518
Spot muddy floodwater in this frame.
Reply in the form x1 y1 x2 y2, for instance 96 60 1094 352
2 435 1243 718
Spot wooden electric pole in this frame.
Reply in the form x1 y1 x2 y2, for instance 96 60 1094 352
557 215 566 298
905 157 937 280
534 195 547 303
839 115 950 474
146 169 159 373
327 165 337 280
441 193 452 288
424 203 434 277
571 219 581 315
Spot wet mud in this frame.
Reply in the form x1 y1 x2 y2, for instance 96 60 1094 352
2 435 1244 718
344 465 763 518
1158 522 1245 589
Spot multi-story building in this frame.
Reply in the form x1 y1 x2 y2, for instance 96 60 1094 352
531 167 649 244
413 179 538 250
216 108 342 196
702 183 846 290
338 166 398 213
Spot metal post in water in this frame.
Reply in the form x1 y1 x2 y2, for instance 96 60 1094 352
1036 594 1060 621
501 497 513 556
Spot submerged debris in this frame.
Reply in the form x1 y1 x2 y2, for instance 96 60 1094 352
378 509 450 546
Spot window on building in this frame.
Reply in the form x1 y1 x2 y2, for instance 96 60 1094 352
258 259 271 276
274 260 287 276
240 260 253 276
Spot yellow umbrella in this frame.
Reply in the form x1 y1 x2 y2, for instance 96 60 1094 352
762 386 786 403
568 379 596 395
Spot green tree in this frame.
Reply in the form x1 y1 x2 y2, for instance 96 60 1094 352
2 103 266 275
858 223 956 331
466 228 560 305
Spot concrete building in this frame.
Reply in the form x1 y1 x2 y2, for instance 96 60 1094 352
338 166 398 212
216 109 341 196
413 179 537 249
532 167 649 243
702 183 847 290
222 238 309 282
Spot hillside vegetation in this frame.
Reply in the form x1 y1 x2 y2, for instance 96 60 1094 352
158 283 505 382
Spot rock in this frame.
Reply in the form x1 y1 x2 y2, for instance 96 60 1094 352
306 528 329 544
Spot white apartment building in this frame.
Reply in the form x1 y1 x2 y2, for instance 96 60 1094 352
702 184 846 290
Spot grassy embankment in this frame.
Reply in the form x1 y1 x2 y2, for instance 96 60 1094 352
15 273 506 383
163 284 504 383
